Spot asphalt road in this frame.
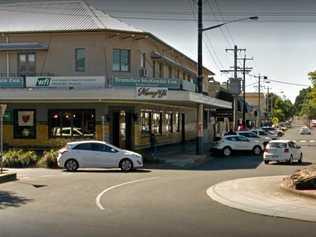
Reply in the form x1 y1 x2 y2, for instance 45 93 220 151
1 125 316 237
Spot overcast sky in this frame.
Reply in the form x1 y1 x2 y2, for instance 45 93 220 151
4 0 316 102
86 0 315 102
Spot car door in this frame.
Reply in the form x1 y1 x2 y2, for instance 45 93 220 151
289 142 299 160
235 136 251 150
91 143 120 168
71 143 95 168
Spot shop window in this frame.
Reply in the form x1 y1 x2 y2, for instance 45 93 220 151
140 111 151 136
75 48 86 72
112 49 130 72
13 110 36 139
165 113 172 133
173 112 180 132
152 112 162 135
49 110 95 138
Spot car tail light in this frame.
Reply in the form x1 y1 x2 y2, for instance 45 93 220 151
284 148 289 153
59 148 68 155
265 148 270 153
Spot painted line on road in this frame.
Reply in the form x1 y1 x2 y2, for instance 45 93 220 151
300 140 307 143
310 140 315 143
96 177 159 210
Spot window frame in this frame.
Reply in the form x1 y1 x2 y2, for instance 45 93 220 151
17 52 36 76
112 48 131 72
13 109 37 139
75 48 86 72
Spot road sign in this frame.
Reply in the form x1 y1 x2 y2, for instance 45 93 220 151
272 117 279 125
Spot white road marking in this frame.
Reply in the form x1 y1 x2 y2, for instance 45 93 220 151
96 177 159 210
310 140 315 143
300 140 306 143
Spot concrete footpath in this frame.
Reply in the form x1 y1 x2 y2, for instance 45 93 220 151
207 176 316 222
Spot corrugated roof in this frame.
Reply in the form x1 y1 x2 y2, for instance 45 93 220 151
0 0 142 33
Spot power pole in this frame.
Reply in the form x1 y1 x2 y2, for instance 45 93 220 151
258 75 261 127
238 55 253 126
196 0 203 154
223 45 246 130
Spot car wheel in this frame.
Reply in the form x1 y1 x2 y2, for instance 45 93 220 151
278 132 283 137
264 160 269 164
298 153 303 164
222 147 232 157
120 159 133 172
65 159 79 172
289 155 293 165
252 146 262 156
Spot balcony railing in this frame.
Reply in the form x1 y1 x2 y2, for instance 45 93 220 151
0 74 197 92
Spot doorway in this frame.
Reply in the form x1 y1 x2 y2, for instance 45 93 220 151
112 111 132 149
181 113 185 143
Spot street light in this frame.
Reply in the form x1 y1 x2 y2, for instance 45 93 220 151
196 0 258 154
202 16 259 32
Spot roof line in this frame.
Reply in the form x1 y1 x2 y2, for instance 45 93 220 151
81 1 105 29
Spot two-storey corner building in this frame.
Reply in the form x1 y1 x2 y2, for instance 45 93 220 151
0 1 231 150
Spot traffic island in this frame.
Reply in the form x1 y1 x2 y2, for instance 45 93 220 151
0 171 17 184
280 167 316 199
207 176 316 222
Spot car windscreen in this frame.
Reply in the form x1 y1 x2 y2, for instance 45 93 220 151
269 143 287 148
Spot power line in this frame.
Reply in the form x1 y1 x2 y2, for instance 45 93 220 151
189 0 225 71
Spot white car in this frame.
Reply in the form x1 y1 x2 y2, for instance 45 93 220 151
57 140 143 172
263 140 303 164
211 135 264 157
299 126 311 135
261 127 284 137
251 129 278 140
235 131 271 146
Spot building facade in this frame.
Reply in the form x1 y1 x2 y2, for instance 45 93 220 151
0 1 231 150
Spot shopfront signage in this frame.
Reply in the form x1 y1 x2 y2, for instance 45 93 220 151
113 76 180 89
0 77 24 88
26 76 105 89
3 111 11 122
136 87 168 99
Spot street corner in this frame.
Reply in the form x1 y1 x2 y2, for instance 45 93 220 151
0 171 17 184
206 176 316 222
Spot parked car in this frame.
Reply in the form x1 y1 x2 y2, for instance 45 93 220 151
299 126 311 135
210 135 264 157
57 140 143 172
250 128 278 140
235 131 271 146
261 126 284 137
263 140 303 164
311 120 316 127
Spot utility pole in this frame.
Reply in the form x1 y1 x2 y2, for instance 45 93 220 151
196 0 203 154
238 55 253 127
223 45 246 130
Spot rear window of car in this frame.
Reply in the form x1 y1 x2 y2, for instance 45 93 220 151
73 143 92 150
269 143 287 148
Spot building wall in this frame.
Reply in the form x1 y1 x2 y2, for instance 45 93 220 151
3 102 199 150
0 32 211 92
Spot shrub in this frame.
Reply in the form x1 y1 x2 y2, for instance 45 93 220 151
37 149 59 169
3 150 39 168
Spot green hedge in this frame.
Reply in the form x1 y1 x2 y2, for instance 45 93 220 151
3 149 59 169
37 150 58 169
3 150 39 168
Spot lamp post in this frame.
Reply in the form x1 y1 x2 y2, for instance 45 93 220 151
196 0 258 154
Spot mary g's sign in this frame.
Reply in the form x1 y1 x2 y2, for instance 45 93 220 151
136 87 168 99
26 76 105 89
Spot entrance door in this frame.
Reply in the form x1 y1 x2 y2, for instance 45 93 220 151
112 111 132 149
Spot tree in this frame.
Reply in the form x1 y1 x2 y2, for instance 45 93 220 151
293 87 311 115
272 95 294 122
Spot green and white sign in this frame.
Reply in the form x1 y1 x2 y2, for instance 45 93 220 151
26 76 105 89
112 76 180 89
0 77 24 88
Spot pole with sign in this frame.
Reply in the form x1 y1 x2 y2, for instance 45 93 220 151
0 104 7 173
